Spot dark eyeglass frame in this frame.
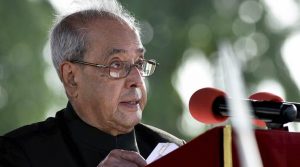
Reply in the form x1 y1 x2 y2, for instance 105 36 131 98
70 59 159 79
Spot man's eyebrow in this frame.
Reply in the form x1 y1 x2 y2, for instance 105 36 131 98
137 48 146 54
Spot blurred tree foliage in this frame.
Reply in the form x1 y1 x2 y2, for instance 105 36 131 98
124 0 300 140
0 0 299 141
0 0 53 135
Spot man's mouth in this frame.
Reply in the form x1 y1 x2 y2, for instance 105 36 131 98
120 100 140 105
126 101 139 105
119 99 141 112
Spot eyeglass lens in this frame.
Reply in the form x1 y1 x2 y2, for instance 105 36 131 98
109 60 156 78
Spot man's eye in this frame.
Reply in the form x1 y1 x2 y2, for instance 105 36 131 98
135 60 144 69
110 61 123 69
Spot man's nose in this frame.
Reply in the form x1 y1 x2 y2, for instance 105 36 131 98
125 66 144 88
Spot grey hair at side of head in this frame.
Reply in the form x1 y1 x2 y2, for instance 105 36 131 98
49 0 141 79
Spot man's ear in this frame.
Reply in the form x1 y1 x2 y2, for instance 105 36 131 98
60 62 79 98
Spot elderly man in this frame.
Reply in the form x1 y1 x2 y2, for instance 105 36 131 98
0 1 184 167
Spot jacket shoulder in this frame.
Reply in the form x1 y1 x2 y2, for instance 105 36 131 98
1 109 78 166
4 117 59 141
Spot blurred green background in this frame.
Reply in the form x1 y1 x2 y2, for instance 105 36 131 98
1 0 300 141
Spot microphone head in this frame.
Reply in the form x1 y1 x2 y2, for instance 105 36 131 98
189 87 228 124
249 92 284 127
249 92 283 102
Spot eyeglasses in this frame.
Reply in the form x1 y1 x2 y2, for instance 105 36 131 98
70 59 159 79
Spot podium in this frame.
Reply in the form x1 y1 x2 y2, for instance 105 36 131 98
146 127 300 167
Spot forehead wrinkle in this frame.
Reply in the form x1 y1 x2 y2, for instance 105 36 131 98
105 47 145 57
109 48 127 56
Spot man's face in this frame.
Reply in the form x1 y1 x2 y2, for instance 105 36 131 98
73 18 147 135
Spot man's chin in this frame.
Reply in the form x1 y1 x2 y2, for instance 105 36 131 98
112 108 142 133
121 116 141 129
118 117 141 133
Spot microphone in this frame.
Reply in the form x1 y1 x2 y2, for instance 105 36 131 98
189 87 298 125
248 92 284 128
